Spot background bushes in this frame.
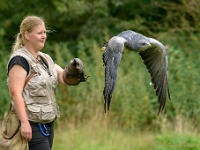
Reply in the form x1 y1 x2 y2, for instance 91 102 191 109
0 0 199 132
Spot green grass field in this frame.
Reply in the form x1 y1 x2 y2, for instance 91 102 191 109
1 119 200 150
53 119 200 150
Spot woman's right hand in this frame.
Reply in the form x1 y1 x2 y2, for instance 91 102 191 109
20 120 32 141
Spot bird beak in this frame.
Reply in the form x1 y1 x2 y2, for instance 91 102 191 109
146 42 151 47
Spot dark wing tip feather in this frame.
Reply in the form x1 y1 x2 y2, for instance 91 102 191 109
167 82 171 101
103 87 112 113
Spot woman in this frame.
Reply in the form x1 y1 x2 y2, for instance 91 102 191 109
7 15 86 150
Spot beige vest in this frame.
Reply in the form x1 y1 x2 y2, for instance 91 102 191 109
7 47 60 123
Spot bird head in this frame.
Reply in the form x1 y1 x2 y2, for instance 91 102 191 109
125 36 151 52
137 39 151 51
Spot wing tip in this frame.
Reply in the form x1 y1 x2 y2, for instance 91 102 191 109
103 92 111 113
104 102 107 113
157 94 171 115
104 99 111 113
157 106 164 115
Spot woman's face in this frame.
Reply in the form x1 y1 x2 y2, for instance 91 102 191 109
25 22 47 51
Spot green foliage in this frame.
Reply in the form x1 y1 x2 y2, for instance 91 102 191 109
0 0 199 132
0 44 11 117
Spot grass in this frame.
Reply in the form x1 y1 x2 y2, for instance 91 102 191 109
52 118 200 150
1 115 200 150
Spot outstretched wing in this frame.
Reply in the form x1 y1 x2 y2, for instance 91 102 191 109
139 38 171 114
102 36 126 113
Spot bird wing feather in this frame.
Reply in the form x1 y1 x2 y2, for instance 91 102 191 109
139 38 170 114
102 36 125 112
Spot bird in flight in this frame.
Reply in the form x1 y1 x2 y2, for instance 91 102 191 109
102 30 171 114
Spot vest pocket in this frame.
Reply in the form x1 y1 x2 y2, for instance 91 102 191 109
29 81 46 97
27 105 55 123
27 105 40 121
41 106 55 121
28 80 48 104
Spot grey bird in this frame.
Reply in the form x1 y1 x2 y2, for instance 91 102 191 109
102 30 171 114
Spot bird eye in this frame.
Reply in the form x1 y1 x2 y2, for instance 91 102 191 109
141 43 146 46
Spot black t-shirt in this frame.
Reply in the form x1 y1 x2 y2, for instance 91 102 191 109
7 56 29 75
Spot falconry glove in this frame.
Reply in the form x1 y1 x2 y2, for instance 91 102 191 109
63 58 89 85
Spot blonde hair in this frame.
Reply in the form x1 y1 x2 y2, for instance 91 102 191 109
12 16 45 52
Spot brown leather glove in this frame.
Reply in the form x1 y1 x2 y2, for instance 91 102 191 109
63 58 89 85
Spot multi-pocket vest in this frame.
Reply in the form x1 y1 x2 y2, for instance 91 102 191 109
7 47 60 123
